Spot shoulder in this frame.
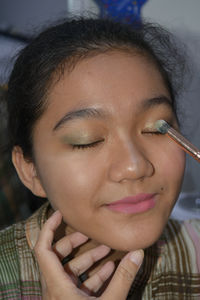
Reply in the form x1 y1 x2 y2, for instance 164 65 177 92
0 221 26 298
163 218 200 272
145 219 200 298
166 218 200 244
0 210 44 299
0 221 26 269
0 203 49 299
183 218 200 233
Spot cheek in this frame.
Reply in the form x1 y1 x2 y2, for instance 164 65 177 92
36 152 106 211
155 142 185 187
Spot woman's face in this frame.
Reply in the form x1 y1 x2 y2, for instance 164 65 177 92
32 51 185 251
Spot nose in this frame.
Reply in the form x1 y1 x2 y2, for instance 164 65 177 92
108 138 154 183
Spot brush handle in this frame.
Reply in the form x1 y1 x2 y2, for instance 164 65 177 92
167 128 200 163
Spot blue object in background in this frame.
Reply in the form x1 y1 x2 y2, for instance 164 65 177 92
95 0 148 24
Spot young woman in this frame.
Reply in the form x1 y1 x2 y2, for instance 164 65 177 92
0 17 200 299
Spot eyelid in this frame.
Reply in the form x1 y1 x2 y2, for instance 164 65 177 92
141 130 162 135
142 118 173 133
71 139 104 149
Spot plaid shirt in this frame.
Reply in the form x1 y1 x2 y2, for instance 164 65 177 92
0 202 200 299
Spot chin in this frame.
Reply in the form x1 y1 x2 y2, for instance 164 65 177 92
100 224 166 252
107 237 158 252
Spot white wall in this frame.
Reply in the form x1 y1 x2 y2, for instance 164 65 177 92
143 0 200 34
67 0 99 16
0 0 67 35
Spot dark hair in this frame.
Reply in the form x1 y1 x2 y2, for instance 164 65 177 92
6 17 186 159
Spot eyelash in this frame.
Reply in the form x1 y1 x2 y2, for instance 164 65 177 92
142 121 173 136
142 131 163 135
72 140 104 150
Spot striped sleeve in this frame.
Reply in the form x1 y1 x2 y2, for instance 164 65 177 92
146 219 200 299
0 224 21 299
0 222 42 299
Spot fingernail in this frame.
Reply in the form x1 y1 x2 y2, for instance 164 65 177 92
51 210 62 223
52 210 61 217
129 250 144 267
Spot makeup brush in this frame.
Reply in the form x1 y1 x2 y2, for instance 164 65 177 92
154 120 200 163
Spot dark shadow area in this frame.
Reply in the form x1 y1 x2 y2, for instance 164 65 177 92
0 85 46 229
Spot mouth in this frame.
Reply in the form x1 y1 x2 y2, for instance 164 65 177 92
105 193 157 214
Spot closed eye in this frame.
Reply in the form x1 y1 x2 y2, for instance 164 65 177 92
141 130 163 135
72 139 104 150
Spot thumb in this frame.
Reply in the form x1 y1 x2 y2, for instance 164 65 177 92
102 249 144 300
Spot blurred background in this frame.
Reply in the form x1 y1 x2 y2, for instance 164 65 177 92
0 0 200 228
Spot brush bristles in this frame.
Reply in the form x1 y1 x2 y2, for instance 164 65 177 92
154 120 170 134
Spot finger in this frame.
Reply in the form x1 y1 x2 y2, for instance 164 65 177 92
34 211 87 288
103 249 144 300
81 261 115 294
53 232 89 260
34 210 70 287
67 245 111 276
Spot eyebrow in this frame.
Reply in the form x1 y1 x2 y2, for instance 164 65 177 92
53 107 107 131
53 95 172 131
141 96 173 111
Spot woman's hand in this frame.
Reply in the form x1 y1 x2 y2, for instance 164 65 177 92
34 210 144 300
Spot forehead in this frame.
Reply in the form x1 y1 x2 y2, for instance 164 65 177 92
51 51 168 101
37 51 171 130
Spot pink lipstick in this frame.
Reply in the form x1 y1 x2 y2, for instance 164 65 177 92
106 193 156 214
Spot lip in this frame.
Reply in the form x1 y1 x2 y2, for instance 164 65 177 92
106 193 156 214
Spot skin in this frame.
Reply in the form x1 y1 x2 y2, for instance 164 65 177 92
13 50 185 252
34 210 144 299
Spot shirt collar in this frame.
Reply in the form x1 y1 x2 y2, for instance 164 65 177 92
25 202 50 250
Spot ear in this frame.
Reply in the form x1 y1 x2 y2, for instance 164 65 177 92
12 146 47 198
